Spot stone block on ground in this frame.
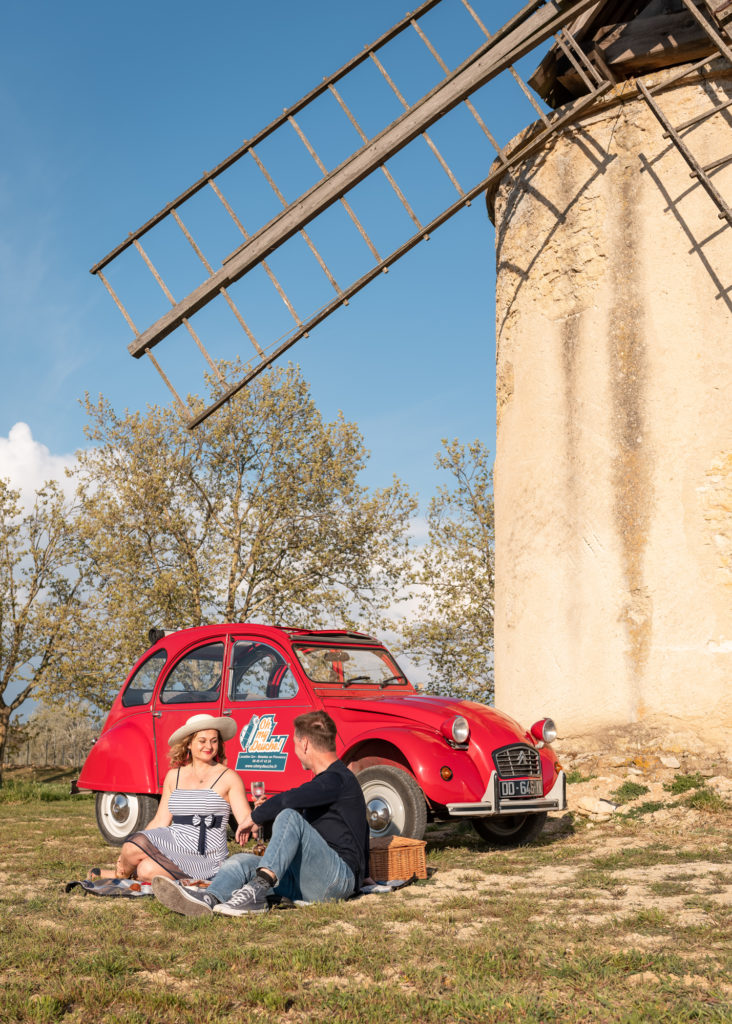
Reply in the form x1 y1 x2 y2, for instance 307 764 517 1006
707 776 732 799
576 796 617 821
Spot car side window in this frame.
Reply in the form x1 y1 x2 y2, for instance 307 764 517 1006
122 649 167 708
229 642 299 701
159 643 224 704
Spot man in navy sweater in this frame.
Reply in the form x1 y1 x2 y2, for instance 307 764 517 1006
152 710 370 916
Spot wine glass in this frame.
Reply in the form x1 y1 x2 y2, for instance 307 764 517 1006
250 780 267 854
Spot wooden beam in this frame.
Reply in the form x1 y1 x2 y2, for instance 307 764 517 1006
529 0 641 103
596 11 714 66
127 0 600 358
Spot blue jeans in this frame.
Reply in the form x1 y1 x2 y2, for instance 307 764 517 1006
208 808 355 904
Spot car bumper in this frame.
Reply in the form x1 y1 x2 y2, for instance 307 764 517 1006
445 769 566 817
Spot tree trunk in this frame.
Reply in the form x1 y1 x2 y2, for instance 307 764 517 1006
0 708 11 787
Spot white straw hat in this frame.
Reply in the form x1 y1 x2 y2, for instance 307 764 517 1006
168 713 237 746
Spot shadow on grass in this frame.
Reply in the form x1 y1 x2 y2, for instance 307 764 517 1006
424 812 576 854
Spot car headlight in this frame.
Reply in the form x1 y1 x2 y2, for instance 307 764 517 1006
530 717 557 744
451 716 470 744
542 718 557 743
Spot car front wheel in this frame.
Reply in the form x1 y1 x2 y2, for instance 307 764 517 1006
357 765 427 840
472 811 547 847
95 792 159 846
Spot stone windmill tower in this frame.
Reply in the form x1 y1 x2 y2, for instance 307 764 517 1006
92 0 731 747
488 0 732 747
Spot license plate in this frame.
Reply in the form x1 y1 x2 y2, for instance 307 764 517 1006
500 778 542 798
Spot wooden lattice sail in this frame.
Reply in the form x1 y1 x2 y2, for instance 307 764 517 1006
91 0 608 426
91 0 731 426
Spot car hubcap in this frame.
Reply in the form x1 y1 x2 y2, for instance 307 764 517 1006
361 778 407 836
110 794 130 824
367 797 392 832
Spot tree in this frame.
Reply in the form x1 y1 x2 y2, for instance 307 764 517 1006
4 714 36 766
0 480 94 782
6 703 100 768
401 439 494 704
64 363 416 708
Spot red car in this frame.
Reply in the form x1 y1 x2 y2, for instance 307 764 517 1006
77 624 566 847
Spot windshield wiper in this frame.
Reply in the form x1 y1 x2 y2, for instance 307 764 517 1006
342 675 370 687
341 674 406 688
378 675 406 688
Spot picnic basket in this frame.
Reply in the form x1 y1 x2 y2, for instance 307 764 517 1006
369 835 427 881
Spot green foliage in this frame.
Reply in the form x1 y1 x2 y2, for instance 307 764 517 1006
611 781 650 805
54 363 416 709
621 907 669 930
0 478 96 779
6 703 101 771
400 438 494 704
574 867 626 894
622 800 666 819
664 772 705 794
0 777 90 804
680 789 727 813
566 770 596 784
27 995 68 1023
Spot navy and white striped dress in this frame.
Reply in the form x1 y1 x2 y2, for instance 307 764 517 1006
135 772 231 881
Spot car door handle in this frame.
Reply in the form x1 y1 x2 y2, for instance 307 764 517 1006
223 709 233 715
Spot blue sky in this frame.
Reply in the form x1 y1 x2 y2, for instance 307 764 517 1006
0 0 545 504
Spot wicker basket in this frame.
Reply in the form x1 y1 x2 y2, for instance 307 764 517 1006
369 836 427 881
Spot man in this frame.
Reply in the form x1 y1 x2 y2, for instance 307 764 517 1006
152 710 370 916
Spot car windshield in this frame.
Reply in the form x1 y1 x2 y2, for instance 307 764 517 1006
293 645 406 687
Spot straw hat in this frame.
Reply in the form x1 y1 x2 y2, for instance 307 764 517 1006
168 713 237 746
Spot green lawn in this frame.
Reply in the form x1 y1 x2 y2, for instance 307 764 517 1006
0 778 729 1023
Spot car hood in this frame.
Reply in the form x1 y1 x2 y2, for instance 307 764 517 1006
323 692 532 746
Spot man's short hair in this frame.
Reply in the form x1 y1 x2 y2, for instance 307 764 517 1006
294 710 337 752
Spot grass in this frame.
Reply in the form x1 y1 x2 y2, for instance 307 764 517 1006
0 778 730 1023
623 800 666 819
611 781 650 805
680 789 728 814
651 772 730 814
566 770 596 784
0 769 92 806
664 773 706 795
0 778 92 805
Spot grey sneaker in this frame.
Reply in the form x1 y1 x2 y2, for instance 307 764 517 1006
152 875 216 917
213 877 271 916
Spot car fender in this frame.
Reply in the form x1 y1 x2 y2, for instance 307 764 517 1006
77 712 157 794
539 746 561 796
341 725 486 805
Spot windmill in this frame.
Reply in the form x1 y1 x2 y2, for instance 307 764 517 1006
91 0 617 424
92 0 732 744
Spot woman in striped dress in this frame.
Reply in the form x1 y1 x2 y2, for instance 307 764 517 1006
103 714 255 882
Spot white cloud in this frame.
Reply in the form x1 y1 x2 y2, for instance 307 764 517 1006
408 516 429 544
0 422 76 499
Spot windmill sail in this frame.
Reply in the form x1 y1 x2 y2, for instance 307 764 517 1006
91 0 610 426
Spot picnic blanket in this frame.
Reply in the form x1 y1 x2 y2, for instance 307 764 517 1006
65 874 420 899
65 878 154 897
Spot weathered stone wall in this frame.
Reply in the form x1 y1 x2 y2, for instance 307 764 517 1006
491 65 732 745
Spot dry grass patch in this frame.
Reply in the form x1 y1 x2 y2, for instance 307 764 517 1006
0 788 730 1023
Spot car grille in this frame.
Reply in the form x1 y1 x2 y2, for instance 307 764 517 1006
493 745 541 778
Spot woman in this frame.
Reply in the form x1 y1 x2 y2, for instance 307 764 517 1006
98 714 254 882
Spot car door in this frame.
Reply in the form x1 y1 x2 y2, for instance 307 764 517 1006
152 637 226 788
224 636 312 798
